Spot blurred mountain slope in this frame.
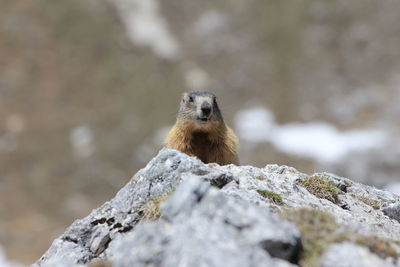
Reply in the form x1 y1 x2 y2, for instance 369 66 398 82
0 0 183 262
1 0 400 263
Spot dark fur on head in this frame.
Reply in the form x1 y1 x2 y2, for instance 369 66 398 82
178 91 224 124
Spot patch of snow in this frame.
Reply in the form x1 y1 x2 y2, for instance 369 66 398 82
272 123 386 163
272 123 345 162
111 0 180 60
234 107 275 143
234 107 389 163
385 183 400 196
342 130 387 152
0 247 8 267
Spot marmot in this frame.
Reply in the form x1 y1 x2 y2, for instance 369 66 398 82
165 91 239 165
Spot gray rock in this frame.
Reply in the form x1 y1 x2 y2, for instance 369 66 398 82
34 149 400 267
321 242 394 267
89 225 110 256
34 149 234 266
107 177 300 267
220 164 400 241
383 204 400 223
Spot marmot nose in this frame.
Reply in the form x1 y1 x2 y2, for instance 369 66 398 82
201 102 212 116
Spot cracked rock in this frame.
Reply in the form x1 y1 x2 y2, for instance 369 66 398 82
107 178 301 266
34 149 400 267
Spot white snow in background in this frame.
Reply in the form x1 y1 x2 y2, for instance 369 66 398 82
272 124 386 163
385 183 400 196
235 107 389 163
234 107 275 143
0 248 8 267
111 0 180 60
0 246 22 267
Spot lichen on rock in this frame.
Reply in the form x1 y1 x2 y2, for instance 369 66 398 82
298 176 341 204
257 189 284 205
33 149 400 267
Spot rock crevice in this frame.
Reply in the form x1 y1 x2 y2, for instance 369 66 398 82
34 149 400 267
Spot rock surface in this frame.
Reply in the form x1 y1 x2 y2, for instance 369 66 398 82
383 204 400 223
34 149 400 267
321 242 394 267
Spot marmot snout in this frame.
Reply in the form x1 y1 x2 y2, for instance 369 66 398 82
165 91 239 165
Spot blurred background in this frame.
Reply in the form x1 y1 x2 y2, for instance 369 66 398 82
1 0 400 264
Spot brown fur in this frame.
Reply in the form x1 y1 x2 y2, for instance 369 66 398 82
165 117 239 165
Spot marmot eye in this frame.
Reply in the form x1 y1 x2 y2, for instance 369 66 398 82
188 96 194 102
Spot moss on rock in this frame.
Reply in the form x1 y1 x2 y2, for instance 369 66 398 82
141 193 172 221
298 177 340 204
281 208 399 266
257 189 284 205
281 208 338 267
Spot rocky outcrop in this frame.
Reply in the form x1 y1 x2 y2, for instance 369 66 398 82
34 149 400 267
321 242 394 267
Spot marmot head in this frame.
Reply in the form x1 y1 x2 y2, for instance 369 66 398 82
178 91 224 126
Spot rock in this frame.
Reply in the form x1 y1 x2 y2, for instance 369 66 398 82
107 177 300 266
34 149 400 267
382 204 400 223
89 226 110 256
34 149 234 267
321 242 394 267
